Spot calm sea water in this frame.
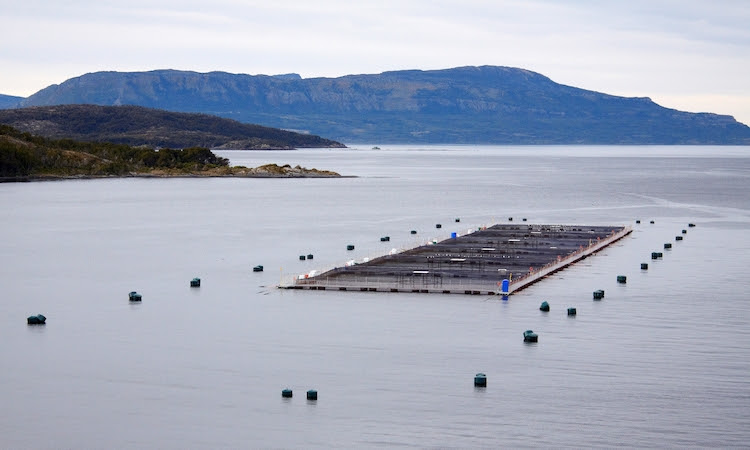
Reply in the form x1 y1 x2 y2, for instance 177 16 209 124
2 145 749 448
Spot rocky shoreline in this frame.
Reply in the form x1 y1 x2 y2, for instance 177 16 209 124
1 164 346 182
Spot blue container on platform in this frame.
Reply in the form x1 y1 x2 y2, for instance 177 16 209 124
501 279 509 293
451 232 457 238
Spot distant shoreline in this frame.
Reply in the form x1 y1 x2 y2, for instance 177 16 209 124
0 165 350 183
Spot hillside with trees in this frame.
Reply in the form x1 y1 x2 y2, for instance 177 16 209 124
0 104 346 149
0 124 340 180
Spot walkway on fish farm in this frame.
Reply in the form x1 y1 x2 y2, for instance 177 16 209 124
282 224 632 296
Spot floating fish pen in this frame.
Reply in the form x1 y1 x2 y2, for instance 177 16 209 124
284 224 631 296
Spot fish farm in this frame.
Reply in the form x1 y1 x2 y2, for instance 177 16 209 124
284 223 632 295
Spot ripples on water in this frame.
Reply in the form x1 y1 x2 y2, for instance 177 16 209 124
1 146 749 448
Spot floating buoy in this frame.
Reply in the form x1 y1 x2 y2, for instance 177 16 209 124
27 314 46 325
380 236 390 242
523 330 538 342
253 265 264 272
664 243 672 249
455 218 461 223
190 277 201 287
306 389 318 400
436 224 442 229
539 301 550 312
688 223 696 227
641 263 649 270
650 220 655 224
508 217 513 221
410 230 417 235
281 389 293 398
522 218 527 222
567 307 577 316
307 254 314 260
474 373 487 387
617 275 627 284
128 291 142 302
593 289 604 300
299 255 306 260
346 244 355 251
676 236 683 241
681 229 687 234
635 220 641 224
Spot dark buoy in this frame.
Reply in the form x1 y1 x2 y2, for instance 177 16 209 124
455 218 461 223
539 301 550 312
299 255 306 260
474 373 487 387
436 224 442 229
346 244 355 251
508 217 513 221
650 220 655 224
567 307 577 316
128 291 142 302
281 389 293 398
688 223 696 227
523 330 538 342
682 229 687 234
307 254 314 260
676 235 683 241
664 243 672 249
636 220 641 224
593 289 605 300
410 230 417 235
522 218 527 222
641 263 649 270
253 265 264 272
190 277 201 287
380 236 390 242
617 275 627 284
27 314 46 325
306 389 318 400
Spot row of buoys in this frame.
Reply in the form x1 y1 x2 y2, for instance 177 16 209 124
281 388 317 400
539 301 577 316
643 223 693 269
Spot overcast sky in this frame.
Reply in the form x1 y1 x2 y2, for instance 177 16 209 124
2 0 749 125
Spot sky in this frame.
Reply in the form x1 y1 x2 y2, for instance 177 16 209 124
2 0 749 125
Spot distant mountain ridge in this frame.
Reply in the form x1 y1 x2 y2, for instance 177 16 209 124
13 66 750 144
0 94 23 109
0 104 345 149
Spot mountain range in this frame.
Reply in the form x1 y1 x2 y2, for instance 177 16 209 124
5 66 750 145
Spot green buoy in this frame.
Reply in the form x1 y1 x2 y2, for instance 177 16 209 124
539 301 550 312
523 330 538 342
